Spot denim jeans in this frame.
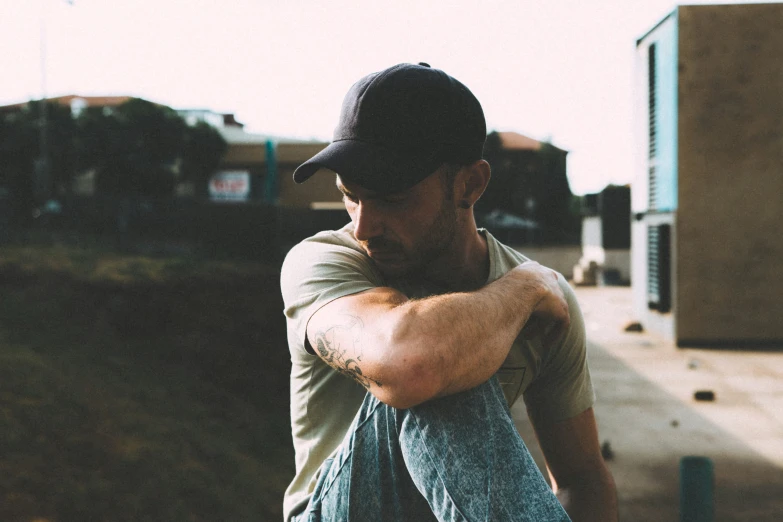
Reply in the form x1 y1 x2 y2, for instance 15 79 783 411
293 377 570 521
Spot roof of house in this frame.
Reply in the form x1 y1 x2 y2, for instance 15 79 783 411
0 95 132 112
496 131 567 153
636 9 676 46
217 125 327 146
497 131 543 151
0 94 327 148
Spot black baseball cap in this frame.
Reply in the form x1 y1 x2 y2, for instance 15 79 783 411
293 62 486 194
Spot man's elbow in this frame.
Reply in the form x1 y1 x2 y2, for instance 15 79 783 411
366 310 444 409
371 351 443 410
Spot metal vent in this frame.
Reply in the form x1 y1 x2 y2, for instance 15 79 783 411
648 43 657 160
647 224 671 313
647 43 658 211
648 164 658 211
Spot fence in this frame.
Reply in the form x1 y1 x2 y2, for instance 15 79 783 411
1 197 351 263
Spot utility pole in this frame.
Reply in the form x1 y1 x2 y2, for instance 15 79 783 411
34 0 50 213
34 0 74 218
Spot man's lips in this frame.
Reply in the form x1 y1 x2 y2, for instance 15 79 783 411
365 248 401 261
367 249 396 257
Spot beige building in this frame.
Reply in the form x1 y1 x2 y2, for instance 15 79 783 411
212 125 335 207
175 109 334 207
633 4 783 346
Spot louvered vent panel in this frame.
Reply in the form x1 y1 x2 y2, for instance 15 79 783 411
647 224 671 313
648 43 658 211
648 165 658 211
647 225 660 307
648 43 657 160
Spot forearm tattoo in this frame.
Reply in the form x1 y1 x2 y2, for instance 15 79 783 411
313 314 382 390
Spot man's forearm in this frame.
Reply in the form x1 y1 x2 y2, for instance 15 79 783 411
305 263 565 409
385 266 553 402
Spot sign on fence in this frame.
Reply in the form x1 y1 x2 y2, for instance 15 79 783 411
209 171 250 202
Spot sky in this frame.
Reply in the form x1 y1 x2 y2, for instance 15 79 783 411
0 0 775 194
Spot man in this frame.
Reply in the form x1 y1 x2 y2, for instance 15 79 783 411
281 63 617 521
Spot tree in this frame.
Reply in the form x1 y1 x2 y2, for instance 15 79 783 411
0 109 34 224
76 98 227 202
180 121 228 200
0 101 77 223
2 97 228 229
76 98 187 200
39 101 78 202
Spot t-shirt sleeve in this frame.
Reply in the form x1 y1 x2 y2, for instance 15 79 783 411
523 277 595 425
280 234 381 355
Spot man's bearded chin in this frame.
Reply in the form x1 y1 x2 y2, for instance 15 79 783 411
374 233 457 282
358 202 459 279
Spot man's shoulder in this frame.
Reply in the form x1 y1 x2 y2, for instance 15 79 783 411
483 230 530 275
491 237 530 264
486 231 578 308
286 223 361 255
282 224 366 270
280 224 381 299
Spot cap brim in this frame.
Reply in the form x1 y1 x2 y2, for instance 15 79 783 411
293 139 441 194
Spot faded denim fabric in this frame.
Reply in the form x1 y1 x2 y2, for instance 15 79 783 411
293 377 570 522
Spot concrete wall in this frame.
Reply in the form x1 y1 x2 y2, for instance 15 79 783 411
580 216 631 282
633 13 679 340
652 13 679 212
633 12 679 214
631 215 676 343
582 216 602 248
676 4 783 344
603 249 631 284
274 143 344 208
223 143 265 165
277 167 342 209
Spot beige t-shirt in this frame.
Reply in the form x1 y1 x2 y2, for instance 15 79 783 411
280 224 594 521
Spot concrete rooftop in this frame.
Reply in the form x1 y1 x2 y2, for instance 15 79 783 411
513 286 783 521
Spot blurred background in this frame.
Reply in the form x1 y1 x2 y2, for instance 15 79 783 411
1 0 781 520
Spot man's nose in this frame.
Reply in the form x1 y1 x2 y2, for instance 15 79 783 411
352 203 383 241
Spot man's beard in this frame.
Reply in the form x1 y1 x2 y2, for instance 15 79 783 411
363 200 458 280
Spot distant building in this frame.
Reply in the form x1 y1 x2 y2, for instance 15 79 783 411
175 107 334 207
205 124 333 208
177 108 240 129
633 4 783 345
0 96 335 208
574 185 631 286
0 94 132 118
479 131 578 245
175 108 336 207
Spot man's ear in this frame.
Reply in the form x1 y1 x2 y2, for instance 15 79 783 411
456 160 491 209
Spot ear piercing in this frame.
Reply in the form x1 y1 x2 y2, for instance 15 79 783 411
459 201 471 209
